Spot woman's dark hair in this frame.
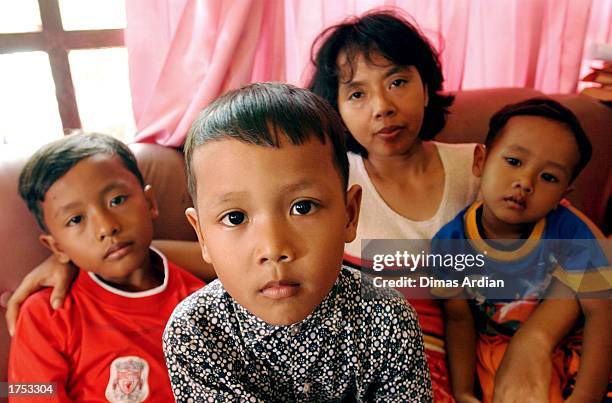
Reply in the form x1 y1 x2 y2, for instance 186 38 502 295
308 9 454 157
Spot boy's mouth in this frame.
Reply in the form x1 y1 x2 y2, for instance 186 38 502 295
260 280 300 299
503 195 527 210
104 241 134 260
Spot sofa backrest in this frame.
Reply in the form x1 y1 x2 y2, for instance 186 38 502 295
0 87 610 388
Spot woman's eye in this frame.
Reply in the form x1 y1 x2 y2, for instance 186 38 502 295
221 211 246 226
541 173 559 183
505 157 521 167
348 91 363 100
67 216 82 226
290 200 318 216
110 195 127 207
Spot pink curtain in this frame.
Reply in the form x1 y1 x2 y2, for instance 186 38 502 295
125 0 611 146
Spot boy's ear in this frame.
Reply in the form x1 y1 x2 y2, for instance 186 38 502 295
344 184 362 243
143 185 159 219
472 144 487 177
185 207 212 264
39 234 71 264
423 84 429 107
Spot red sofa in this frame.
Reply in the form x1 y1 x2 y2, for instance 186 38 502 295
0 88 610 395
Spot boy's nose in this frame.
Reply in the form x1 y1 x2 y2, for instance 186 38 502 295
512 177 533 194
96 212 121 241
255 220 295 265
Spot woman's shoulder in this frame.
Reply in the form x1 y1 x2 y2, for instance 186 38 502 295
347 151 363 167
433 141 477 157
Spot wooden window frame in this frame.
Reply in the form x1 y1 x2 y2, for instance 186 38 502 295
0 0 124 130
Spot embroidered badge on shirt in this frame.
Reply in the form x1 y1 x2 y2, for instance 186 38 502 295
105 356 150 402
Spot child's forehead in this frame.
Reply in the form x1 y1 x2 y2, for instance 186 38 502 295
48 154 137 193
491 116 581 169
193 135 333 168
75 153 135 178
494 115 576 147
191 137 342 193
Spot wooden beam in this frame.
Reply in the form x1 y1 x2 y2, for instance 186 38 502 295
0 32 47 54
62 29 124 49
0 29 124 54
0 0 125 130
48 47 82 129
38 0 81 129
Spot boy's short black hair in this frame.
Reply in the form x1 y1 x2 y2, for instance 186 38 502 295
184 82 349 201
307 9 454 157
486 97 592 182
19 133 145 231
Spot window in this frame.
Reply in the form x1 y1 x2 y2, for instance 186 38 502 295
0 0 134 147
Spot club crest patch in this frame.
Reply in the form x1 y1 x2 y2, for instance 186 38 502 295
105 356 150 402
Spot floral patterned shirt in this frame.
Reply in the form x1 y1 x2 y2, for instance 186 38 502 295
163 267 433 402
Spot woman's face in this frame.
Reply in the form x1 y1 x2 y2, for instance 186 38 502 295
336 51 428 159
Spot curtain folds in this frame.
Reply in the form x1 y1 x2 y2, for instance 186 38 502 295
125 0 612 146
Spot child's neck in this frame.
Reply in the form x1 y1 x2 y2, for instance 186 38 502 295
477 204 535 240
95 250 165 292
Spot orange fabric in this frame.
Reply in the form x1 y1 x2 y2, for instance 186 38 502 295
476 334 582 403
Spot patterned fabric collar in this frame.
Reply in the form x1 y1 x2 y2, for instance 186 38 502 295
231 270 344 350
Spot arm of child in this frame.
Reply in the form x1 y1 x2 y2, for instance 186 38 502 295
152 239 216 281
9 293 73 402
4 240 214 336
4 254 77 337
443 298 480 403
567 296 612 402
493 279 580 403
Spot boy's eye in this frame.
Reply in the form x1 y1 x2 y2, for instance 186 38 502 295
505 157 521 167
541 173 559 183
390 79 407 88
67 216 82 226
110 195 127 207
221 211 246 226
290 200 318 216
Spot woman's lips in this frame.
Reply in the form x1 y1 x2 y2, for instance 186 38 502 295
104 241 134 260
260 281 300 299
375 125 404 140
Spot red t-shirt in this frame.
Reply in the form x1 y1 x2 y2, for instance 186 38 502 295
9 249 203 402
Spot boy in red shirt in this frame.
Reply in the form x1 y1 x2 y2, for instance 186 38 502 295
10 133 203 402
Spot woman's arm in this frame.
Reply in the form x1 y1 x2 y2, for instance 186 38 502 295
493 279 580 403
4 240 215 336
568 296 612 402
4 255 77 336
444 298 480 403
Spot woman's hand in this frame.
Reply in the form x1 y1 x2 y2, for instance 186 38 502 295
493 280 579 403
3 255 77 336
492 341 551 403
